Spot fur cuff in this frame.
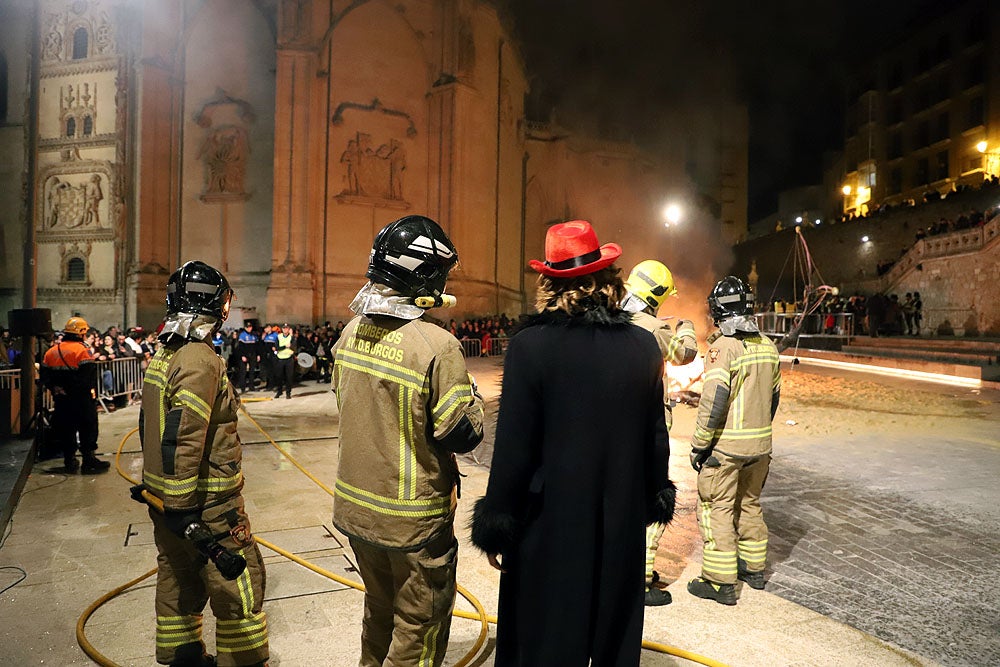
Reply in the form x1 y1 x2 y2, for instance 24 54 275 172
470 497 521 555
648 479 677 526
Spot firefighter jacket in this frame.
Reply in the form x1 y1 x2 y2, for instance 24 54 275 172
41 340 97 398
332 314 485 550
691 330 781 458
631 311 697 428
140 337 244 513
630 311 697 366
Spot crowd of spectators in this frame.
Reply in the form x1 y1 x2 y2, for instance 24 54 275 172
1 313 518 397
446 314 514 356
1 324 158 372
766 290 924 338
876 203 1000 276
840 174 1000 226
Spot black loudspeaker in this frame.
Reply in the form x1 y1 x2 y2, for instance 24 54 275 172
8 308 53 336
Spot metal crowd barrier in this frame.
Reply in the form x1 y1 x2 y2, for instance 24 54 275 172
0 368 22 436
486 336 509 356
93 357 144 413
0 357 143 433
459 338 482 358
755 312 854 337
458 336 510 358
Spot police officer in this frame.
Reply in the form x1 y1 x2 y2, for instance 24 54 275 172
260 325 279 391
272 323 295 399
622 260 697 606
212 329 225 356
40 317 110 474
688 276 781 605
235 322 259 392
137 261 269 666
332 215 485 667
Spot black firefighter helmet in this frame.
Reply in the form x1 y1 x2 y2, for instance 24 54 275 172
166 260 234 321
366 215 458 300
708 275 754 323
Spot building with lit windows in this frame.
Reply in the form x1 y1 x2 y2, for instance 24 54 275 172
838 0 1000 217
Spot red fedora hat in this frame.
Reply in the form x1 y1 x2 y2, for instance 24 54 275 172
529 220 622 278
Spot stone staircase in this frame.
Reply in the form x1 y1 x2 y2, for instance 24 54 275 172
786 336 1000 383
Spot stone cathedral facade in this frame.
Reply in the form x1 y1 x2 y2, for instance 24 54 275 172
1 0 746 330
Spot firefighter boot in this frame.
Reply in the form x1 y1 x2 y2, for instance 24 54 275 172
81 454 110 474
687 577 737 605
737 558 765 590
644 586 672 606
168 643 216 666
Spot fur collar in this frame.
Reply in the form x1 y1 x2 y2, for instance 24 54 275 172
515 306 633 332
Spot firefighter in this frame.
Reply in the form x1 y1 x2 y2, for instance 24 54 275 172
272 324 295 399
688 276 781 605
135 260 268 666
40 317 110 474
622 260 697 606
332 215 485 667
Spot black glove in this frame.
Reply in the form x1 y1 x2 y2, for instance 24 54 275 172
690 448 712 472
163 509 202 538
129 483 149 504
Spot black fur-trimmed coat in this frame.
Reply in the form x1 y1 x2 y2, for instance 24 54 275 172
471 306 675 667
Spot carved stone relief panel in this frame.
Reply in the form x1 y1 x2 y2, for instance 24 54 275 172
337 132 407 202
198 126 250 199
195 89 255 203
332 99 415 209
38 159 114 237
42 1 117 63
42 11 65 62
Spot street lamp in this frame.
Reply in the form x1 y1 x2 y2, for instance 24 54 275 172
663 203 682 228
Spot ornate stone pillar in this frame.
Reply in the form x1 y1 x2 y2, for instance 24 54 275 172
268 0 327 323
130 0 182 326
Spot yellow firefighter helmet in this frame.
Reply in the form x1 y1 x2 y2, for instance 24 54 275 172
625 260 677 311
63 316 89 336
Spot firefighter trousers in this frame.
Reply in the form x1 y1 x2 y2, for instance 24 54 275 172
695 451 770 585
273 357 294 396
349 528 458 667
150 498 268 667
52 394 98 462
644 522 666 585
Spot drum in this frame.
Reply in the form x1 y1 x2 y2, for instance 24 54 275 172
296 352 314 369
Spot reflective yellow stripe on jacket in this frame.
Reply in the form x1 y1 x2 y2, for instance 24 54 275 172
334 478 451 518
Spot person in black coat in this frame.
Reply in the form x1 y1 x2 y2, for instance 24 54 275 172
471 220 676 667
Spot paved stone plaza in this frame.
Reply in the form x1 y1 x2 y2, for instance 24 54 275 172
1 357 996 666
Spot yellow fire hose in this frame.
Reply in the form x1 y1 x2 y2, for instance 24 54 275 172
76 408 728 667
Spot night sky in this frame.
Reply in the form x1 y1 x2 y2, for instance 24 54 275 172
506 0 944 221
